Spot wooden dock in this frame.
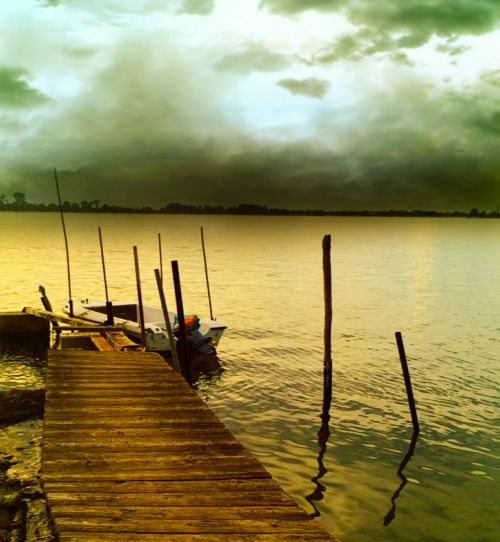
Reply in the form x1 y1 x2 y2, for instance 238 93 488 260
42 350 338 541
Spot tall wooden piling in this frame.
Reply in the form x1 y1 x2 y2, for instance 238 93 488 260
155 268 181 373
323 235 333 398
395 331 420 433
171 260 191 385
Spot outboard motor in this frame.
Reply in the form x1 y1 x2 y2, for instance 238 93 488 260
175 315 214 354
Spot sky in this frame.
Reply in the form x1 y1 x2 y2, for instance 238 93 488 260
0 0 499 211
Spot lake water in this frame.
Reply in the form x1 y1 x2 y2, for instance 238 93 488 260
1 212 499 541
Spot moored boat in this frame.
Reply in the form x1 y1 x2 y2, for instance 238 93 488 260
64 300 226 354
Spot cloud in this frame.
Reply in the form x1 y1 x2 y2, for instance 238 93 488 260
480 69 500 87
0 67 48 108
1 1 499 212
178 0 215 15
277 77 330 99
261 0 500 62
435 39 471 56
213 43 291 74
259 0 344 15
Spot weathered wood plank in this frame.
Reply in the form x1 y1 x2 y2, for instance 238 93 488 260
50 505 310 520
53 518 326 534
42 479 286 493
46 491 296 507
59 533 330 542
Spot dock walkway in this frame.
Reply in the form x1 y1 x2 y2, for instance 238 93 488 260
42 350 338 541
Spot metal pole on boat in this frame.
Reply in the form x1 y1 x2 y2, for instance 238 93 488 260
395 332 420 434
154 268 180 373
53 167 73 317
200 226 214 320
171 260 191 386
133 246 147 348
98 227 114 325
158 233 163 287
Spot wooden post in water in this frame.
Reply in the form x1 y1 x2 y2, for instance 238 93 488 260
323 234 333 401
305 235 334 516
200 227 214 320
53 167 73 317
133 246 147 348
171 260 191 385
154 268 181 373
98 227 114 325
395 331 420 434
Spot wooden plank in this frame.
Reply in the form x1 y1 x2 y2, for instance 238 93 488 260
23 307 122 330
49 505 310 520
46 491 296 507
53 518 326 534
42 479 287 494
59 534 329 542
43 351 338 541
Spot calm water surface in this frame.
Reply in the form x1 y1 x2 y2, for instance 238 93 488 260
1 212 499 541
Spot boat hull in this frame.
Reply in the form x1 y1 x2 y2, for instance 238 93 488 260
64 301 226 353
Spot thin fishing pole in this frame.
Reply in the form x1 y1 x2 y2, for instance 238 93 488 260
98 227 109 303
200 226 214 320
54 167 73 316
158 232 163 287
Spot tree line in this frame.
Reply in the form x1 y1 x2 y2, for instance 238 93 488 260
0 192 499 218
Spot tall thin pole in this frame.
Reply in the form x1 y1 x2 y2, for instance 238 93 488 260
133 246 147 348
323 234 333 397
395 332 420 434
54 167 73 316
154 268 180 373
200 227 214 320
158 233 163 287
98 227 113 325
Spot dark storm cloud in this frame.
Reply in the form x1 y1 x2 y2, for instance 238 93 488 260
213 44 291 74
179 0 215 15
0 67 48 108
261 0 500 62
277 77 330 99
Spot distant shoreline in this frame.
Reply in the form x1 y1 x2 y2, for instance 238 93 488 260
0 197 498 218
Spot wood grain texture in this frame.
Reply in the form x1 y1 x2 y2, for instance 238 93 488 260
43 350 338 541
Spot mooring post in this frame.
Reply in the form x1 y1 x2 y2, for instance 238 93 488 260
171 260 191 385
133 246 147 348
323 234 333 400
154 268 181 373
395 331 420 434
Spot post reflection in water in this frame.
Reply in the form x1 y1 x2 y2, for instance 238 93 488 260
383 430 420 526
305 363 333 518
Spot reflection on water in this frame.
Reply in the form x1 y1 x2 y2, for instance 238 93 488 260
305 364 333 517
1 213 499 542
383 430 420 526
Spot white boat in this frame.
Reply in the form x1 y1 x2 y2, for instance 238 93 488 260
64 300 226 354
